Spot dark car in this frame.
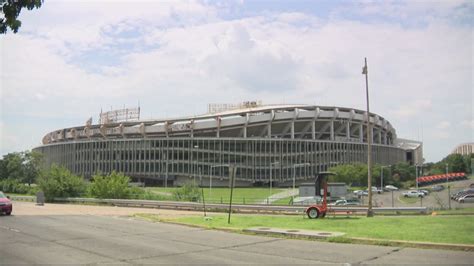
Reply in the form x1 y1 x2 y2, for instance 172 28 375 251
0 191 12 215
431 185 445 191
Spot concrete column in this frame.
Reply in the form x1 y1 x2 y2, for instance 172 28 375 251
359 124 363 142
312 120 316 140
291 121 295 139
330 120 334 140
346 122 350 140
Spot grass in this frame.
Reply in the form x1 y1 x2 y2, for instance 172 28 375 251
136 213 474 245
147 187 285 204
435 207 474 215
398 195 420 204
272 196 294 205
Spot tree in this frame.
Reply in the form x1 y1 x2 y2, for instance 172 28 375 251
88 171 132 199
37 164 86 202
0 151 43 184
22 151 43 185
173 182 201 202
1 0 43 34
328 163 369 186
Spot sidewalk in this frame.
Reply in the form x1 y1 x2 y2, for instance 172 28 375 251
259 188 298 204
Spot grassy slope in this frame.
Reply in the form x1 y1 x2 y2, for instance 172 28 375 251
147 187 285 204
138 213 474 245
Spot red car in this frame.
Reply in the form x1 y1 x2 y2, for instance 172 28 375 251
0 191 12 215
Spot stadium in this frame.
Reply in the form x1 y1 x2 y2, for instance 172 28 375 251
34 102 422 187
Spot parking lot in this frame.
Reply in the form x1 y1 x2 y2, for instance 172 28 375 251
356 179 474 209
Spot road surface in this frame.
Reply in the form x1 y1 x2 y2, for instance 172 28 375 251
1 202 473 264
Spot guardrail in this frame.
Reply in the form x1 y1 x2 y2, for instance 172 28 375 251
52 197 427 215
10 195 36 202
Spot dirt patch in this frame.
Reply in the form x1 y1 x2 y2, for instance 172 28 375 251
10 201 202 218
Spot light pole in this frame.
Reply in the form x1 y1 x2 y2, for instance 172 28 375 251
210 164 229 199
270 161 280 200
193 145 199 185
380 165 390 190
362 57 374 217
293 163 310 193
164 152 168 188
415 164 419 189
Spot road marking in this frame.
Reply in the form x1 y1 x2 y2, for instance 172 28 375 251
0 225 21 233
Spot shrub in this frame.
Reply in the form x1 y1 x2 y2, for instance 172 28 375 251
173 182 202 202
37 165 86 201
88 171 131 199
0 178 30 194
129 187 172 201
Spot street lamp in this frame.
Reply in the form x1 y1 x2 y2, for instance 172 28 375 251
380 165 390 189
164 152 168 188
210 164 229 198
270 161 280 199
293 163 310 193
193 145 199 185
415 164 419 189
362 57 374 217
414 164 426 189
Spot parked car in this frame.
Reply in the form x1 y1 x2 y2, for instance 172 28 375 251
353 190 368 196
458 194 474 203
0 191 12 215
452 189 474 200
371 187 383 194
384 185 398 191
431 185 445 191
417 189 429 196
402 190 424 198
330 198 361 206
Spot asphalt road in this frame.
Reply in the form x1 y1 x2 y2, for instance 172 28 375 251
1 213 473 264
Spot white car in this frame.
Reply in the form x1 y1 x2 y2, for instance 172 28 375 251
384 185 398 191
402 190 424 198
417 189 429 196
353 190 368 196
371 187 383 194
458 194 474 203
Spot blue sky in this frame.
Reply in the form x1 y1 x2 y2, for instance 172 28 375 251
1 0 473 162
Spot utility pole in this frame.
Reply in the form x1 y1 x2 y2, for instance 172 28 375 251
363 57 374 217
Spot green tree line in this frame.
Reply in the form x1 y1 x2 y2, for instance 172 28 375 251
329 154 472 188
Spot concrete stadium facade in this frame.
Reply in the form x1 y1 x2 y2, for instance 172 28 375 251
34 104 421 187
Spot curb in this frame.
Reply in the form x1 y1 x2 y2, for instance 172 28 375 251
244 227 345 239
138 216 474 252
348 237 474 252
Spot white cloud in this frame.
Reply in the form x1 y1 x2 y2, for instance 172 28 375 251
391 100 433 118
461 120 474 129
436 121 451 130
0 1 472 162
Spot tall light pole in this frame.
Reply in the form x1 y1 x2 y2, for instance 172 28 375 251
293 163 310 193
210 164 229 199
445 163 450 184
193 145 199 185
362 57 374 217
415 165 419 189
164 152 168 188
270 161 280 199
380 165 390 189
